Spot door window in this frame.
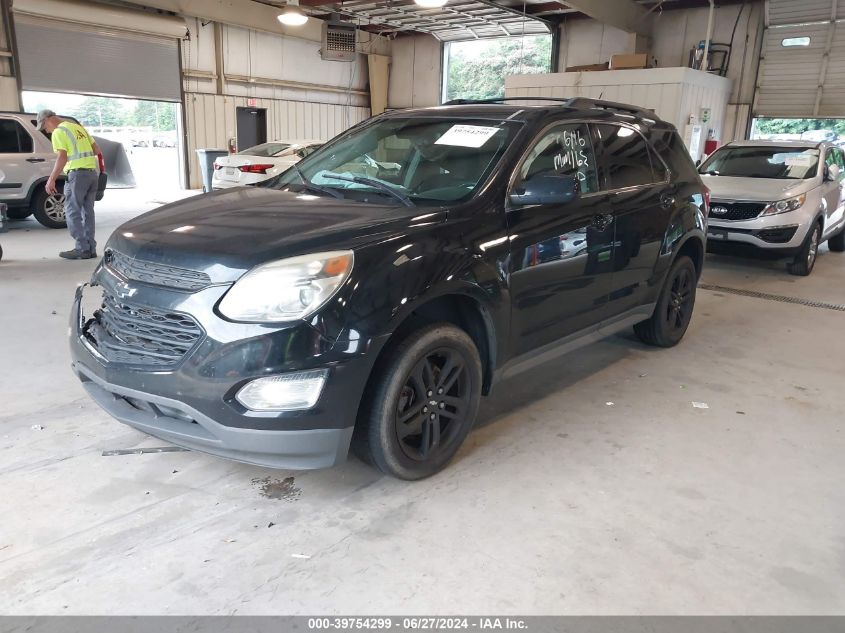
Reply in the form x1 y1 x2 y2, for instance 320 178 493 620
825 148 845 173
594 124 656 189
514 122 599 194
0 120 34 153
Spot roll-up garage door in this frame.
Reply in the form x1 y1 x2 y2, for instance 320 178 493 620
12 0 185 102
754 0 845 117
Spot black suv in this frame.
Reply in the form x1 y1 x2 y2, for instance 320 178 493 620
70 98 708 480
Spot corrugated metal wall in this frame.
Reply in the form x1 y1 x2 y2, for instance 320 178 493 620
184 93 369 150
181 17 373 188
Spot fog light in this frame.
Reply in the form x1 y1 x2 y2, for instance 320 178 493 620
236 370 327 411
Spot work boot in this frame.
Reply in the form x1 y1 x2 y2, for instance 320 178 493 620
59 249 88 260
81 250 98 259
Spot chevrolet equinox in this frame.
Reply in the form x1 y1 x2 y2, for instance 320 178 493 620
70 98 709 480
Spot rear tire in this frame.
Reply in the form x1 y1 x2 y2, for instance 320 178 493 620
354 323 482 480
788 222 821 276
31 185 66 229
6 208 32 220
828 224 845 252
634 255 697 348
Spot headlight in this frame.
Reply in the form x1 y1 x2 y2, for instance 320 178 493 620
219 251 353 322
762 193 806 216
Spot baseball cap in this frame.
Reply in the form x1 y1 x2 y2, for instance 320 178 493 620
36 109 56 131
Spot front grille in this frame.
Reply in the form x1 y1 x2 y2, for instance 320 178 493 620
709 201 768 221
106 249 211 292
85 293 203 367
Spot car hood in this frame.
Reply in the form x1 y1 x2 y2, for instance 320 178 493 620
701 175 818 201
107 188 445 283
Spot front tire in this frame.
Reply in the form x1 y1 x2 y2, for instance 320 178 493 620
634 255 697 348
354 323 482 480
788 222 820 276
31 185 66 229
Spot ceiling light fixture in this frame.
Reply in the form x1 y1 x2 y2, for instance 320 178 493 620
414 0 448 7
278 0 308 26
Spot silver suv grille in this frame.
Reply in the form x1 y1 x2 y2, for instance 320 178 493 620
709 201 767 222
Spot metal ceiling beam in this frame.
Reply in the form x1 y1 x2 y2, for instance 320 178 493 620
474 0 555 30
557 0 652 34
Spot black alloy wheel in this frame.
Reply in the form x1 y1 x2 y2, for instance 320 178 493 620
634 255 697 347
355 323 482 480
395 347 471 462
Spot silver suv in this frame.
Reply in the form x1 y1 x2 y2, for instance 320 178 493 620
700 140 845 275
0 111 105 229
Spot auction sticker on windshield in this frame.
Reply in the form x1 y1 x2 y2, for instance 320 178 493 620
784 154 814 167
435 125 501 148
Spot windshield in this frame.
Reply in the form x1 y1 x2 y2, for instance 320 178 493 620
700 146 820 180
239 142 291 157
266 117 522 206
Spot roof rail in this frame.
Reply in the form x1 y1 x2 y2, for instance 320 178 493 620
442 96 658 119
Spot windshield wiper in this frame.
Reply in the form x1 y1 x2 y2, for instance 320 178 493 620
290 164 345 200
321 171 414 207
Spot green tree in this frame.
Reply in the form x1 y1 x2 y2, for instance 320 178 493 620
130 100 176 132
446 35 553 101
755 117 845 137
69 97 128 128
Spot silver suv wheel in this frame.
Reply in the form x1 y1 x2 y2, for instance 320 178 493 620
45 193 65 223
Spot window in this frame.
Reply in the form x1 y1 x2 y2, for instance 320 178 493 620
700 146 819 180
296 145 320 159
825 148 845 174
515 123 599 194
594 124 655 189
442 35 552 102
0 120 34 153
782 37 810 47
272 116 521 205
238 143 291 157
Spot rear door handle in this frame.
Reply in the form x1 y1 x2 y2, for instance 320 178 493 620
26 157 45 163
592 213 614 230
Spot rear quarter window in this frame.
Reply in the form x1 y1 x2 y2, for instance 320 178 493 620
650 127 700 183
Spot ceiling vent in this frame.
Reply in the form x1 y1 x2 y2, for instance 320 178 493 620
321 15 357 62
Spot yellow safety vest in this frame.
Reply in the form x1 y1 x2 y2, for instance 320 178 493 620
52 121 97 173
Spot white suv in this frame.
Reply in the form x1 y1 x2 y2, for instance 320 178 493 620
0 112 105 229
700 140 845 275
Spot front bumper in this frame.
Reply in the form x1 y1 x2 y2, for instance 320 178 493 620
706 213 809 256
70 273 389 470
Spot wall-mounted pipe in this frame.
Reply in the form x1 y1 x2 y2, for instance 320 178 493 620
702 0 715 72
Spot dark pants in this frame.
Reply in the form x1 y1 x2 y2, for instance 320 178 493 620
65 169 98 253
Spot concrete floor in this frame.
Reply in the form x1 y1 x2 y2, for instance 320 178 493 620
1 194 844 614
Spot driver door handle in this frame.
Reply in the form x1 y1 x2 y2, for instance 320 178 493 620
26 157 46 163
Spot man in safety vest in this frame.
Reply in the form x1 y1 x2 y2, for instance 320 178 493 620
37 109 102 259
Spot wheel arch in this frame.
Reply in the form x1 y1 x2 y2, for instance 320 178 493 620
675 234 705 279
366 292 499 397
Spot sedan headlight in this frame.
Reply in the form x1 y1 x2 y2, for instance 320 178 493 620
219 251 353 322
762 193 806 216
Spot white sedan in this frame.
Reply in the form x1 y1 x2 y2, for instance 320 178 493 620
212 140 323 190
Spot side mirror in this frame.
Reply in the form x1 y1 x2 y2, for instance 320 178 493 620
509 173 580 207
825 163 840 181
